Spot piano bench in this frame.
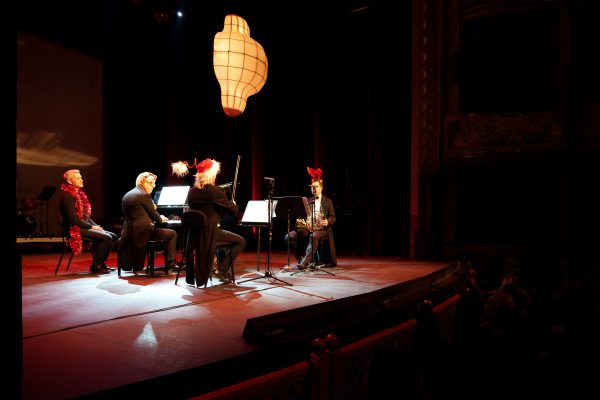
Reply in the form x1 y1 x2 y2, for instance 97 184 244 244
146 239 170 277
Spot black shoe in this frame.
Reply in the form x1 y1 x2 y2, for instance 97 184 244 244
212 269 231 284
296 263 307 270
101 263 115 271
91 264 110 274
98 265 111 274
166 262 181 273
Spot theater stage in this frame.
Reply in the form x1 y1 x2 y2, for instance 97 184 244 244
20 249 453 399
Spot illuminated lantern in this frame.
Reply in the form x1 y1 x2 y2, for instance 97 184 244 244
213 14 268 117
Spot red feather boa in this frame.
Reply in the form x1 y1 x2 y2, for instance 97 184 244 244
60 183 92 255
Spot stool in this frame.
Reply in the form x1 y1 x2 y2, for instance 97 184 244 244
146 239 170 277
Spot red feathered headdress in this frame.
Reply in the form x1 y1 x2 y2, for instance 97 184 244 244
307 166 322 183
171 158 221 178
196 159 221 177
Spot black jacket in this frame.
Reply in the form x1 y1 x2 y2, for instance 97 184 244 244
117 186 164 271
185 184 238 286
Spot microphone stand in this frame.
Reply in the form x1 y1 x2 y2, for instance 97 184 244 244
308 191 317 268
284 208 292 269
38 200 49 237
238 178 291 286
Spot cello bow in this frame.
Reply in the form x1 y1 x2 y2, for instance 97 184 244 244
231 154 241 202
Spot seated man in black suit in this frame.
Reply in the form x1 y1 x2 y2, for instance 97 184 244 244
117 172 178 274
58 169 117 274
285 167 337 269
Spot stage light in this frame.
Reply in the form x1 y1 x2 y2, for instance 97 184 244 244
176 11 183 18
213 14 268 117
154 11 169 23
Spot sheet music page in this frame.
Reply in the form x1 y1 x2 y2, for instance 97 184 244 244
156 186 189 206
241 200 278 225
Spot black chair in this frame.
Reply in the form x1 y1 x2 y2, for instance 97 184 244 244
314 228 337 267
175 210 206 286
54 221 95 275
145 239 170 277
116 237 170 277
175 210 235 287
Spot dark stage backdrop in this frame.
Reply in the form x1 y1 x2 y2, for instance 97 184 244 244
17 1 413 257
16 32 105 236
100 1 413 256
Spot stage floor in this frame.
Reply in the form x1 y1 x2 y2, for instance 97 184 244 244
20 249 450 399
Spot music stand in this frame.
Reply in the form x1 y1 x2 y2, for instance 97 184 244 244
239 200 269 276
36 186 57 237
274 196 308 269
238 185 291 286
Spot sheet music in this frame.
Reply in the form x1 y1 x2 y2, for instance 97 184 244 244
156 186 189 206
240 200 278 225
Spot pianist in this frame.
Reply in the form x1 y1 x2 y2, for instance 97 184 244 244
117 172 178 274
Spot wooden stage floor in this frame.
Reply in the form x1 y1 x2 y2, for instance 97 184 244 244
20 249 451 399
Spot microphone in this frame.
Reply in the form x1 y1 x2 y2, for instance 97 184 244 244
264 177 275 181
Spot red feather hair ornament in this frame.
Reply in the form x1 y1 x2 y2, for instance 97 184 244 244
307 166 322 182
